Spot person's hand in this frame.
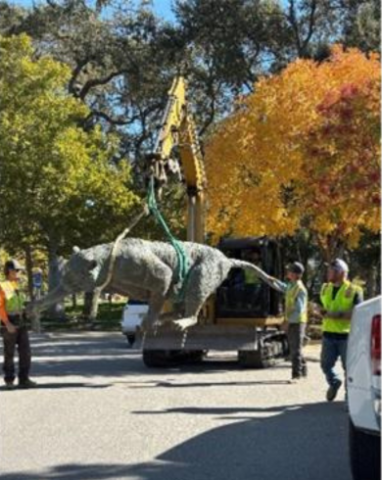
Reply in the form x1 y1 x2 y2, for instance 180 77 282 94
6 322 17 334
269 278 283 293
326 311 342 319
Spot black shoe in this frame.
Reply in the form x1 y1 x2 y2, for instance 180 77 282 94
289 376 301 384
326 380 342 402
4 381 15 390
18 378 37 389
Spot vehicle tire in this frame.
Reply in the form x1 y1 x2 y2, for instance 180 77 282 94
178 350 206 364
349 419 381 480
142 350 180 368
238 348 275 369
126 334 136 347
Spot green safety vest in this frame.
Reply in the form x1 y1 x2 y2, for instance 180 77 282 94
0 281 25 315
320 280 361 334
244 269 261 285
285 280 308 323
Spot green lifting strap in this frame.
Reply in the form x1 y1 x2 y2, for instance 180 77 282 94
147 177 190 302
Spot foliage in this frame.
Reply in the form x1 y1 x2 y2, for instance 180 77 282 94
205 46 380 259
0 1 379 267
0 34 139 256
0 0 379 159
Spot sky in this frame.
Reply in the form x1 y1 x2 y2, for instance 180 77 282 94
9 0 177 20
152 0 175 21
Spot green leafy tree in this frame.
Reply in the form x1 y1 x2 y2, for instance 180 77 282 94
0 34 139 315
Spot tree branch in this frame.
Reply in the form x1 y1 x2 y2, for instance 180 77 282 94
89 110 139 126
68 58 92 96
79 70 126 100
302 0 318 54
286 0 302 55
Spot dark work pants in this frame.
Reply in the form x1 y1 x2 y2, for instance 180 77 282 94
1 326 31 383
288 323 307 378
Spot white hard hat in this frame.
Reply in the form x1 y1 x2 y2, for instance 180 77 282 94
330 258 349 273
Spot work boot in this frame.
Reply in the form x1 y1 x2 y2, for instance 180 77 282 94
289 376 301 384
18 378 37 389
326 380 342 402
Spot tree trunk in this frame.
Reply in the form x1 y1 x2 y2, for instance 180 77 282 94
366 265 377 300
24 245 41 333
83 291 93 319
83 290 101 324
24 245 34 301
47 243 66 320
90 289 101 320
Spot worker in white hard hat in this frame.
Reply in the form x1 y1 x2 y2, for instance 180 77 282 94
320 259 363 402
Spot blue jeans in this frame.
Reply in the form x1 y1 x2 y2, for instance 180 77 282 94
320 334 347 387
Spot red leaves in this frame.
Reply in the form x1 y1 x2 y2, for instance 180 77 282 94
340 83 360 99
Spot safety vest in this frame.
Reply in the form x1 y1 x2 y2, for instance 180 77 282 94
244 269 261 285
0 281 25 315
285 280 308 323
320 280 361 334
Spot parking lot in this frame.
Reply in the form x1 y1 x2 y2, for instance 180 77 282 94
0 332 352 480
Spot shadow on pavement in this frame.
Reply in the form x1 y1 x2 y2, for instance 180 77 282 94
0 332 310 379
28 337 131 358
123 379 290 388
32 356 145 378
31 355 298 379
2 402 351 480
0 382 112 392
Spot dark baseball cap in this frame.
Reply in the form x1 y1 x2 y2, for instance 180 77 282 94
4 259 25 272
287 261 305 275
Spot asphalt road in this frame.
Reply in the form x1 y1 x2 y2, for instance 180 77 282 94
0 332 352 480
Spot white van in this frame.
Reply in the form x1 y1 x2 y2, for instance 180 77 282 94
121 301 149 346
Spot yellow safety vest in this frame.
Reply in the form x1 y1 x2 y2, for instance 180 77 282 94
285 280 308 323
244 269 261 285
0 281 25 315
320 280 362 334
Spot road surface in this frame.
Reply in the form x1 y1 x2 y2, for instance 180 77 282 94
0 332 352 480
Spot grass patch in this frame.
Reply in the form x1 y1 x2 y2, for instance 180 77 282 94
40 301 125 331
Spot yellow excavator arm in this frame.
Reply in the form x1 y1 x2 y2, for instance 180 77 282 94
149 75 206 243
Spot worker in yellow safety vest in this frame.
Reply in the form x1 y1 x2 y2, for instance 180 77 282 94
0 260 36 389
320 259 363 402
271 262 308 383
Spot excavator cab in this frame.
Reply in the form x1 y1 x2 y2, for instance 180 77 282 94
216 237 283 319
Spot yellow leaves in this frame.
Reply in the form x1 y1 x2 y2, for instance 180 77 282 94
206 45 380 249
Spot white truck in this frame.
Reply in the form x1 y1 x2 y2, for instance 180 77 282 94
347 295 381 480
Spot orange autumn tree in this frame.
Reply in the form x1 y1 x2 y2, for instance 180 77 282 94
206 46 380 259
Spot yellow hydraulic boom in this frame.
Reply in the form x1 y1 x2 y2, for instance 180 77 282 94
148 76 206 243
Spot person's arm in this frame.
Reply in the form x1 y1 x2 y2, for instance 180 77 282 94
269 278 288 294
327 289 364 321
0 289 16 333
288 289 307 322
